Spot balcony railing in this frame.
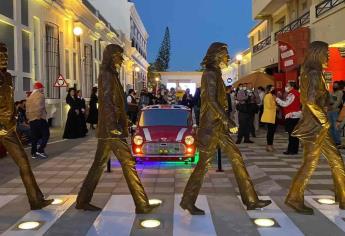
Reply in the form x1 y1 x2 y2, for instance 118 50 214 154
274 11 310 40
316 0 345 17
253 36 272 54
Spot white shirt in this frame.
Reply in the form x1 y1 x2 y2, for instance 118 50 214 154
276 93 302 119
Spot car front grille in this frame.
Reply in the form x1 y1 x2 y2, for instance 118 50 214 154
142 143 186 155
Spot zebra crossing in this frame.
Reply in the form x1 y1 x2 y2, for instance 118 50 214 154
1 194 345 236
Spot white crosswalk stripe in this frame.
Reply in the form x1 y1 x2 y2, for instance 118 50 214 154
1 195 76 236
0 195 17 209
1 194 345 235
239 196 304 236
173 195 217 236
87 195 136 236
305 195 345 233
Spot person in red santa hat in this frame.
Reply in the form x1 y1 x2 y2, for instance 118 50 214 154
26 81 50 159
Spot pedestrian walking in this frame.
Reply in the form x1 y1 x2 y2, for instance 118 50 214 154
276 82 301 155
63 88 82 139
26 81 50 159
193 87 201 125
261 85 277 152
86 87 98 130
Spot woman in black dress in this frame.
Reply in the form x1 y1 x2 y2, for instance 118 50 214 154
77 90 88 137
63 88 82 139
86 87 98 129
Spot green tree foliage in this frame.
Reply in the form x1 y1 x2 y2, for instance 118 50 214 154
154 27 171 72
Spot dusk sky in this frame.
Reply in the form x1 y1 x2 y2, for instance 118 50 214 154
133 0 256 71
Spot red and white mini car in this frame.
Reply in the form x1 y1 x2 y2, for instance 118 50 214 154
131 105 197 162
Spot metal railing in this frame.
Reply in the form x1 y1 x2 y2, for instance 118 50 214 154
316 0 345 17
253 36 272 53
274 11 310 40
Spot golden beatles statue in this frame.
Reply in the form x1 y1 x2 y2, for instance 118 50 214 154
0 42 53 210
180 42 271 215
76 44 159 213
286 41 345 214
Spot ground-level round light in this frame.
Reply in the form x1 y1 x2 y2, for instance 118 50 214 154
73 26 83 36
17 221 41 230
52 198 63 205
254 218 275 227
318 198 336 205
140 219 161 228
149 199 162 205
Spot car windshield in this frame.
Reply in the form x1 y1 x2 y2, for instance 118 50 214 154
139 109 190 126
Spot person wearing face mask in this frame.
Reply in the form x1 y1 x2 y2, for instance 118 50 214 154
276 82 301 155
261 85 277 152
180 42 271 215
235 83 254 144
286 41 345 214
76 44 159 213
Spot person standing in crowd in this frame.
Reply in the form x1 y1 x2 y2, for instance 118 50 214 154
155 92 167 104
138 88 150 109
147 87 155 105
193 87 201 125
86 87 98 130
226 85 233 121
235 84 253 144
248 87 259 138
286 41 345 214
261 85 277 152
76 44 159 213
0 42 53 209
181 88 194 109
16 100 31 143
257 86 265 126
26 81 50 159
167 87 177 105
328 81 343 147
127 89 138 124
63 88 81 139
276 82 301 155
77 90 88 137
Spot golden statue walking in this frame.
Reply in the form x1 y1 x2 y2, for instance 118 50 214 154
76 44 159 213
180 42 271 215
286 41 345 214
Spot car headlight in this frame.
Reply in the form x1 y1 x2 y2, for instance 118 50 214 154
184 135 195 145
133 135 144 145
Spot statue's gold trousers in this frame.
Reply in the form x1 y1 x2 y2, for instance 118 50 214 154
181 132 259 205
286 132 345 203
0 128 44 206
77 139 149 208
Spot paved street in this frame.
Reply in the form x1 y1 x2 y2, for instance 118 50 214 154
0 129 345 235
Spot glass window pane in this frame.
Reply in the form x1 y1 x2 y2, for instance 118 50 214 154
23 77 31 91
0 0 13 19
21 0 28 26
22 30 30 73
0 22 15 70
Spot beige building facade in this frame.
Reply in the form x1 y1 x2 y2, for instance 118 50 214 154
250 0 345 72
0 0 148 127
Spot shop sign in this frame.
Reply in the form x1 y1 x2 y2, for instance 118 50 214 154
278 41 297 72
53 75 68 87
